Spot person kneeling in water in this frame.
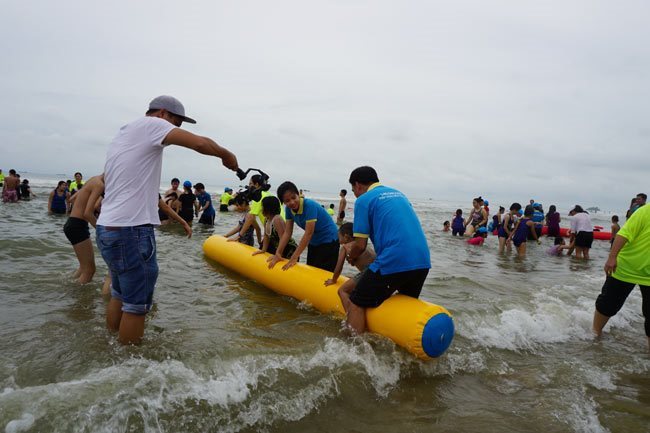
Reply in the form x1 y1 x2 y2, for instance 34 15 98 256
342 166 431 334
252 196 297 258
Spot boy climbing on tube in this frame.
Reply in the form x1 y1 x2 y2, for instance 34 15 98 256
324 223 376 312
268 181 340 272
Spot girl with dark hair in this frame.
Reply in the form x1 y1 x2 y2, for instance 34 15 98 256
252 196 297 258
177 181 197 224
464 196 488 236
545 205 561 237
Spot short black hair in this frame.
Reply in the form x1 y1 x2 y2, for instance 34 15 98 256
171 178 180 183
612 215 619 222
510 202 522 211
329 203 335 208
443 220 450 225
339 222 353 237
194 182 205 190
261 196 281 216
554 237 564 245
637 193 647 200
456 209 462 216
340 189 347 195
524 205 534 216
277 181 299 201
348 166 379 185
234 194 249 205
74 172 82 177
9 169 16 175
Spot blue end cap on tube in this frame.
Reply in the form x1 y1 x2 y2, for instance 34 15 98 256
421 313 455 358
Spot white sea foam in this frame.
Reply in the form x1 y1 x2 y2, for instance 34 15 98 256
554 389 610 433
0 338 405 432
4 413 34 433
457 287 643 352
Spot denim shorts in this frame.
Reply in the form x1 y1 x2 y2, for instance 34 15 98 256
96 225 158 314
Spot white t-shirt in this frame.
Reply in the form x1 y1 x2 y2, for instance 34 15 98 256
570 212 593 233
97 116 176 226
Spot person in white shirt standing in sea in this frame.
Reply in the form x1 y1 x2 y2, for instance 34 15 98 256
96 95 240 345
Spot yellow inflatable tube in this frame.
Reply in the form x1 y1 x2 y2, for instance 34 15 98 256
203 236 454 359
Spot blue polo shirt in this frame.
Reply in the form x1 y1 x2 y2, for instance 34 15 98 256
197 191 215 216
353 183 430 275
285 197 338 246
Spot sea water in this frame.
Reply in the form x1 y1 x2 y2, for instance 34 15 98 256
0 176 648 433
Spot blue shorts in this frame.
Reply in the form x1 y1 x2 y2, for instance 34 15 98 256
96 225 158 314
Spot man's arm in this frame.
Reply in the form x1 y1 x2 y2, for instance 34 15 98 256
82 188 103 228
163 129 239 171
348 237 368 265
605 235 628 276
158 198 192 237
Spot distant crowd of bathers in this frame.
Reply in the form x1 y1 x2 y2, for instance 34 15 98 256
442 194 648 259
1 169 36 202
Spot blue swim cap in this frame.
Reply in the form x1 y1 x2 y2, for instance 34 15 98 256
183 180 192 188
533 202 541 207
224 187 232 192
484 200 489 206
477 227 488 234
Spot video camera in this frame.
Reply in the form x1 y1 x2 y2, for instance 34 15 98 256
231 168 271 204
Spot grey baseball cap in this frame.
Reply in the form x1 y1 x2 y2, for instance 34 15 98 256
148 95 197 124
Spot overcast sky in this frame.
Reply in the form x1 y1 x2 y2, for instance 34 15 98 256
1 0 647 210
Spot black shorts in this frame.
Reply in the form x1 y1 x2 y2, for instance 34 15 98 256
306 240 339 272
64 217 90 246
158 209 169 221
596 276 650 336
575 231 594 248
199 212 215 225
350 268 429 308
452 228 465 236
339 211 345 220
179 210 194 223
219 204 229 212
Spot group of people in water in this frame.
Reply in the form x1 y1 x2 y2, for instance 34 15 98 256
3 95 648 351
39 95 426 346
443 194 648 261
1 169 35 202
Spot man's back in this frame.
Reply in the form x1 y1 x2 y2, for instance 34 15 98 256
98 117 175 227
354 184 430 274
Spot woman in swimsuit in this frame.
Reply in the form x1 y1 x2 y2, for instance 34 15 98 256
464 196 488 236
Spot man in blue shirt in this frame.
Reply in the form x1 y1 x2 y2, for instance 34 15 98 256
194 183 215 225
344 166 431 333
268 181 340 272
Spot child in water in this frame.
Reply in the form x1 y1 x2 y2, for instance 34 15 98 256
225 195 260 246
466 232 485 246
252 196 298 258
547 237 571 256
610 215 620 248
508 205 541 256
498 203 520 253
443 221 450 232
451 209 465 236
324 223 376 314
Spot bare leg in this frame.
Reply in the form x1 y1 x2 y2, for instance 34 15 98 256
346 302 367 334
498 237 506 253
72 238 96 284
106 298 123 332
584 248 590 260
118 313 146 345
517 243 526 257
102 274 112 296
592 310 610 337
337 279 356 314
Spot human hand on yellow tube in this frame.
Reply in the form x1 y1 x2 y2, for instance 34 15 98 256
282 258 298 271
267 254 284 269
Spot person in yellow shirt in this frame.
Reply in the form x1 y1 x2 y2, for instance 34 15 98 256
219 187 233 212
593 203 650 349
69 172 84 194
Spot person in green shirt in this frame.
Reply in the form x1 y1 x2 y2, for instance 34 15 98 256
0 169 5 187
219 187 233 212
593 203 650 349
69 172 84 194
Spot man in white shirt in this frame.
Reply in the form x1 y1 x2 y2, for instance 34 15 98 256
97 95 239 345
